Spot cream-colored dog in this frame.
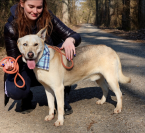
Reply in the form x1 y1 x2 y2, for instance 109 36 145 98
17 27 131 126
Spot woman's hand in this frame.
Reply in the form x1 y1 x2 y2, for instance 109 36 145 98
60 37 76 61
1 59 14 71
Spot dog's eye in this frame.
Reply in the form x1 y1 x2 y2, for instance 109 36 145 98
34 43 38 46
23 43 27 46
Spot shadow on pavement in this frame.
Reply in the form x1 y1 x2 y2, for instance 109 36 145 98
70 84 117 107
7 82 145 113
7 84 119 112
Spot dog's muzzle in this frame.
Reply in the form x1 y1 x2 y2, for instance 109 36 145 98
27 51 34 58
25 51 36 69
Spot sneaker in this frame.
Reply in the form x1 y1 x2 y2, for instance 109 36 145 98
64 100 73 115
64 104 73 115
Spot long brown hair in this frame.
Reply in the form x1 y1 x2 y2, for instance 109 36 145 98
15 0 53 38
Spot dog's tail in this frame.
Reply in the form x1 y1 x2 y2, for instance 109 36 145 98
117 54 131 84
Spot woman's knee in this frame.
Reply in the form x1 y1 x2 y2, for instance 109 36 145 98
5 74 31 100
6 82 30 100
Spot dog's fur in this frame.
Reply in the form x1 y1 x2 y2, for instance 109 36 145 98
17 27 131 126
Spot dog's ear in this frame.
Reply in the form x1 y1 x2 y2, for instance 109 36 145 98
17 38 21 46
37 26 48 41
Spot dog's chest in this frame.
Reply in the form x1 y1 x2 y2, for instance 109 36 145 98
33 68 46 82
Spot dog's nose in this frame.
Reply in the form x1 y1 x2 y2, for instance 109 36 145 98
27 52 34 58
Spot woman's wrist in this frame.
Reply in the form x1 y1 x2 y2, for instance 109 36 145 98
66 37 75 44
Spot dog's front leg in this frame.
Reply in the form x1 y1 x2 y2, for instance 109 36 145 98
53 84 64 126
43 86 55 121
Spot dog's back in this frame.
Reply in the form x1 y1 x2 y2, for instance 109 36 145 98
63 45 131 86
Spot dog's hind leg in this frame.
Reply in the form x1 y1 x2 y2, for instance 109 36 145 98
96 77 109 105
53 84 64 126
104 73 122 114
43 86 55 121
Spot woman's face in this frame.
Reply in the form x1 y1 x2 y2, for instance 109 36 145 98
20 0 43 21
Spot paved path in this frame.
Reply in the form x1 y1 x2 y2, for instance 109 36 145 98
0 24 145 133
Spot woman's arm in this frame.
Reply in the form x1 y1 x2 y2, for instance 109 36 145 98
50 11 81 47
4 22 21 58
2 22 22 70
50 11 81 60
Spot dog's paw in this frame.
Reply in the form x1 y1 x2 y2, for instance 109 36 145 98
114 108 122 114
44 114 54 121
96 100 105 105
54 120 64 127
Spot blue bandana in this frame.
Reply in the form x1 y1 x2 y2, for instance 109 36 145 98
36 44 50 70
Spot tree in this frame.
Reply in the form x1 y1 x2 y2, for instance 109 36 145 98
122 0 130 30
62 0 69 25
95 0 99 25
130 0 138 30
138 0 145 29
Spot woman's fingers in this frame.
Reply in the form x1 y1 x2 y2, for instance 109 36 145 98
5 61 10 70
11 61 14 68
66 46 72 61
3 60 14 71
8 60 14 70
64 44 75 61
70 48 72 60
71 45 75 59
69 44 75 60
61 37 76 60
70 46 73 60
1 59 6 66
65 47 69 60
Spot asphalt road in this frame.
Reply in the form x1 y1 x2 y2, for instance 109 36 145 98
0 24 145 133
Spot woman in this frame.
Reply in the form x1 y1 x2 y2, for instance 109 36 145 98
2 0 81 114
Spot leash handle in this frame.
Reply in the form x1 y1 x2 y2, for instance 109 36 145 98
48 45 74 69
0 55 25 88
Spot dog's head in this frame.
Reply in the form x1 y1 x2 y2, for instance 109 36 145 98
17 26 47 69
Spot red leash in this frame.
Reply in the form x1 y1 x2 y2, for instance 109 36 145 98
48 45 74 69
0 46 74 88
0 55 25 88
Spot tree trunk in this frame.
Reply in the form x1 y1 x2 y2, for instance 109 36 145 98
95 0 99 25
122 0 130 30
130 0 138 30
87 9 91 23
62 0 69 25
105 0 110 27
109 0 115 28
72 0 77 25
138 0 145 29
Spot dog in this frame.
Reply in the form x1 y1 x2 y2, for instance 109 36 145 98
17 27 131 126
